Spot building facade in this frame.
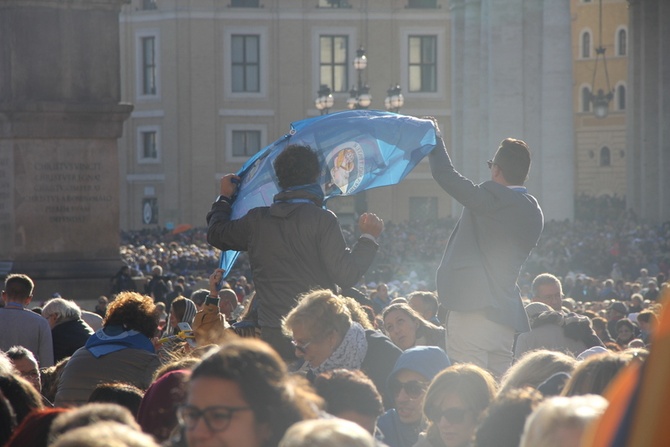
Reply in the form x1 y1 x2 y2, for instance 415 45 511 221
117 0 452 230
571 0 628 198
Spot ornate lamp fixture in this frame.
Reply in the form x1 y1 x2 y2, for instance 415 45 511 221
384 84 404 113
315 84 334 115
347 47 372 109
588 0 614 118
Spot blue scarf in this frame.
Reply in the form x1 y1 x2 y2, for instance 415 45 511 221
273 183 325 206
85 325 155 358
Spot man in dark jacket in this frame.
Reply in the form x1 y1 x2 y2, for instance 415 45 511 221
42 297 94 362
207 144 384 360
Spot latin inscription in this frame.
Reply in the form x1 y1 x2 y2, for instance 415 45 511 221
28 162 112 224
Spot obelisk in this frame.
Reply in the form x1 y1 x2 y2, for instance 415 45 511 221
0 0 133 301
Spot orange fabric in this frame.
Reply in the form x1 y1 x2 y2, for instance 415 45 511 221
582 292 669 447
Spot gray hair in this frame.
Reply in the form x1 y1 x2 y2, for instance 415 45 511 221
0 350 16 376
42 298 82 325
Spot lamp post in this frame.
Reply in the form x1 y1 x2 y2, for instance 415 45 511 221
315 84 334 115
384 84 404 113
588 0 614 118
347 47 371 109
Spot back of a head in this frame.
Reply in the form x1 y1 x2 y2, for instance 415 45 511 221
273 144 320 189
88 383 144 417
474 387 544 447
561 351 633 397
189 289 209 307
103 292 158 338
49 403 140 444
51 421 159 447
0 373 44 424
314 368 383 419
499 350 576 396
519 395 608 447
3 274 34 302
279 418 375 447
4 407 70 447
493 138 531 185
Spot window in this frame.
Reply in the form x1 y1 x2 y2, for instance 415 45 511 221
617 84 626 110
407 0 438 7
318 0 350 7
230 0 260 6
600 146 611 167
408 35 437 92
232 130 261 157
581 86 591 112
141 130 158 159
141 0 157 10
232 35 260 93
581 31 591 58
320 36 349 93
409 197 438 223
141 36 157 95
617 29 627 56
137 126 160 163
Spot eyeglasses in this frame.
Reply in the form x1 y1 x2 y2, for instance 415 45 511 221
487 159 495 169
177 405 252 432
388 379 427 399
291 339 312 354
429 407 471 424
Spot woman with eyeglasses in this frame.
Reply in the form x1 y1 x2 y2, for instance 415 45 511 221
177 338 322 447
382 303 446 351
281 290 402 408
417 364 497 447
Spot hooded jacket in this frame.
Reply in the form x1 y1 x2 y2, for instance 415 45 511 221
207 187 379 328
377 347 451 447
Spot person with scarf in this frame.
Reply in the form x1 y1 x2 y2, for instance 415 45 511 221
54 292 161 407
281 290 401 408
206 144 384 361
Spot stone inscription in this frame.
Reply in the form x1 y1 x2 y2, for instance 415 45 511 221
27 162 112 224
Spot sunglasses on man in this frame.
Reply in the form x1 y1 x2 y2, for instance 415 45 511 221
388 379 428 399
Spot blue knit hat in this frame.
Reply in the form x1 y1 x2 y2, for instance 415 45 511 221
387 346 451 388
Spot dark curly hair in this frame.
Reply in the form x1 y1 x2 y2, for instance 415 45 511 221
103 292 158 339
191 339 322 447
273 144 320 189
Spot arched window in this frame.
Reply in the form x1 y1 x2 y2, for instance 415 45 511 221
582 31 591 58
617 29 627 56
618 84 626 110
600 146 611 167
582 86 591 112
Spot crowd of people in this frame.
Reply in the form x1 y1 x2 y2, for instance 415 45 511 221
2 132 670 447
116 195 670 297
0 268 667 447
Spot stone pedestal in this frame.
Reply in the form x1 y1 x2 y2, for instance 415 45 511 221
0 0 132 301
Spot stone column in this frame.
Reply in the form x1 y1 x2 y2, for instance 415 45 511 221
0 0 132 301
449 0 575 221
627 0 670 222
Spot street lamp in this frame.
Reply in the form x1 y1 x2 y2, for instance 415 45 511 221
588 0 614 118
384 84 404 113
315 84 334 115
347 47 371 109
